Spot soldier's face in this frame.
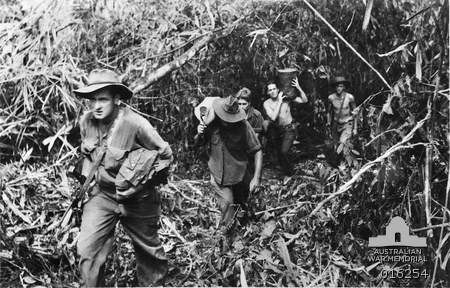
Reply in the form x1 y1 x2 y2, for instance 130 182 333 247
238 99 249 111
336 84 345 94
89 89 118 120
267 84 278 99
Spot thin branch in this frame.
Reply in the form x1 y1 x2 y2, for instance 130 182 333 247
412 223 450 233
146 33 208 60
121 102 163 122
309 117 432 216
365 128 402 147
401 5 432 23
268 3 289 30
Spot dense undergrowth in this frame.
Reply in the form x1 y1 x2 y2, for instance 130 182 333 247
0 150 435 287
1 0 449 286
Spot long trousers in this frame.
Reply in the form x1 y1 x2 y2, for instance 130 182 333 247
267 123 296 175
77 187 167 287
210 174 251 229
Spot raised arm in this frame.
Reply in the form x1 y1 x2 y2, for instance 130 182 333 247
291 77 308 104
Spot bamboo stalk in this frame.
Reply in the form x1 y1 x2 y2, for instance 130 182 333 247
431 75 446 287
424 141 433 239
424 75 440 240
429 8 446 284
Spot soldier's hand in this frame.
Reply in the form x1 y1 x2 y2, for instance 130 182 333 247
197 123 207 135
291 77 301 90
249 176 260 193
80 140 96 156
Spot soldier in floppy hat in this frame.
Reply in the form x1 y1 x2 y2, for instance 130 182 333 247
74 69 133 100
327 76 357 149
74 69 173 287
196 95 263 241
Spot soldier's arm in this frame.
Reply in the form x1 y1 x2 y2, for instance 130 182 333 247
349 95 358 134
349 94 356 112
293 94 308 104
292 77 308 103
253 150 262 180
253 112 264 139
79 113 90 155
193 123 208 146
245 122 262 192
137 120 173 159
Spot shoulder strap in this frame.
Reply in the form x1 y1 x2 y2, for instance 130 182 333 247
82 108 124 191
80 147 106 194
336 93 347 119
106 108 124 148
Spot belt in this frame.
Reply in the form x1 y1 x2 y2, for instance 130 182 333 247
280 123 294 130
269 122 294 129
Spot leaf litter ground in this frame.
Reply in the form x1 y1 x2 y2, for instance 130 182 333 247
0 151 387 287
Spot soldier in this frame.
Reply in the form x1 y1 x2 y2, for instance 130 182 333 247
74 69 172 287
327 76 357 149
195 95 262 235
236 87 264 139
263 79 307 176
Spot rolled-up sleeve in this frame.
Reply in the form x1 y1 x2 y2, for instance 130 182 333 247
245 121 261 154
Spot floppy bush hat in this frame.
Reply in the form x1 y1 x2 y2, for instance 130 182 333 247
74 69 133 99
212 95 246 123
